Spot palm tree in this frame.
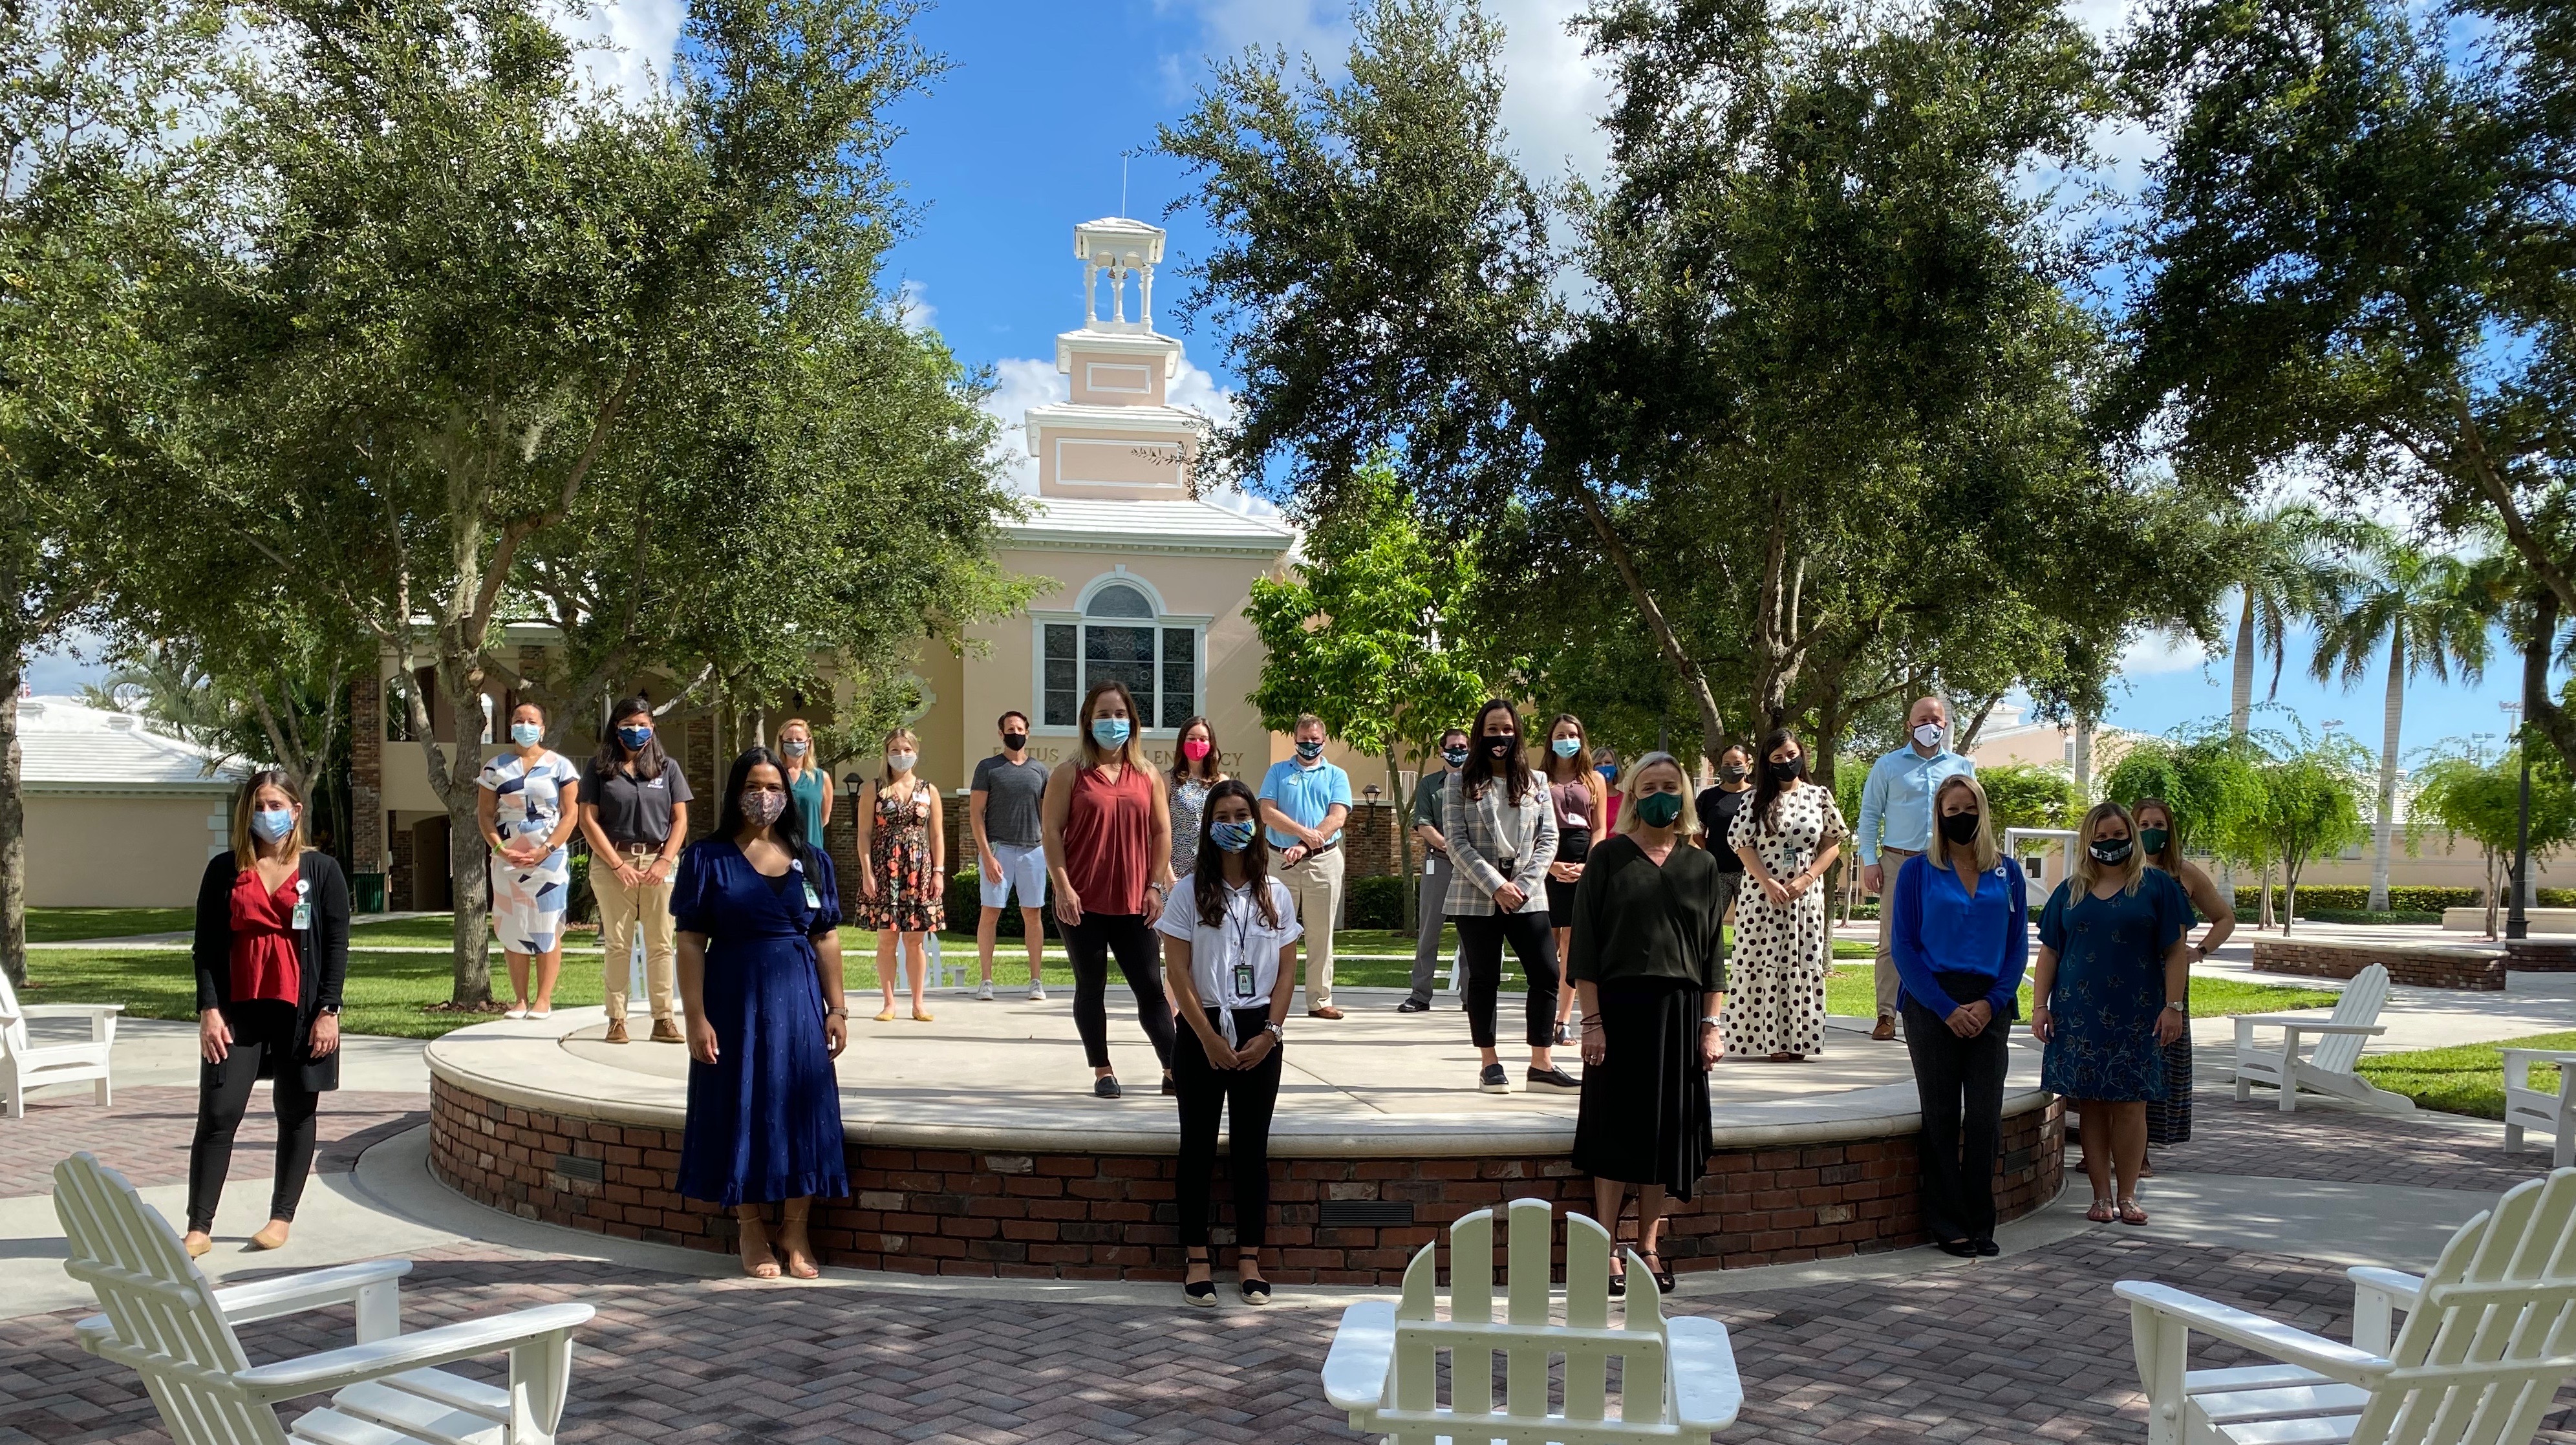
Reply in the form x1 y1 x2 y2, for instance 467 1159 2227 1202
2310 526 2493 912
2226 502 2343 735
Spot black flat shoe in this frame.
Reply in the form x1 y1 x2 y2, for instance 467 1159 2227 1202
1239 1274 1271 1305
1395 998 1430 1013
1161 1073 1177 1096
1975 1237 2001 1257
1525 1065 1582 1093
1607 1268 1626 1298
1935 1237 1980 1259
1184 1250 1216 1307
1095 1075 1123 1098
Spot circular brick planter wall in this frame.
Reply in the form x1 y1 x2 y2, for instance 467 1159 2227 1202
429 1074 2062 1284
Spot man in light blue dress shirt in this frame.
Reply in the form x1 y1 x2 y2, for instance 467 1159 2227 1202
1856 696 1977 1039
1258 714 1354 1020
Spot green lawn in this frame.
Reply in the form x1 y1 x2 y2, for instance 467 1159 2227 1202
19 927 2339 1042
2357 1031 2576 1119
25 908 195 941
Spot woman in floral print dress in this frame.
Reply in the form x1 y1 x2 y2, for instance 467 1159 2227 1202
858 727 945 1023
1721 727 1846 1062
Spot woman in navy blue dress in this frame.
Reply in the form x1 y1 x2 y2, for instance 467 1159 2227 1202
2031 799 2193 1229
675 746 850 1279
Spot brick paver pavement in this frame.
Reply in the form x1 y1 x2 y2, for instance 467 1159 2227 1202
7 1084 2576 1443
0 1086 427 1198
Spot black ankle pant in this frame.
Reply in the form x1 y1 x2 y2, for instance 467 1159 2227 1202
1064 912 1175 1071
1455 910 1560 1049
186 1001 320 1234
1174 1007 1282 1249
1900 994 2011 1244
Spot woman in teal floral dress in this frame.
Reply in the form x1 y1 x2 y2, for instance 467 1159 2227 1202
2032 799 2193 1229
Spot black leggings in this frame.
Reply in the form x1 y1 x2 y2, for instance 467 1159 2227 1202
1174 1007 1283 1250
1455 910 1560 1050
186 1001 320 1234
1064 912 1175 1071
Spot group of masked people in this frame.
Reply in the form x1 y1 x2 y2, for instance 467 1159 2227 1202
172 687 2229 1289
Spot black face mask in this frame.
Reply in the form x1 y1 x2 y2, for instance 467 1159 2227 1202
1001 733 1027 752
1484 734 1516 759
1939 811 1982 846
1767 755 1806 784
1719 764 1748 783
2088 836 2134 865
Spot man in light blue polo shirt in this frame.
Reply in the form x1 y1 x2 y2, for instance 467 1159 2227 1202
1857 695 1977 1039
1258 714 1353 1020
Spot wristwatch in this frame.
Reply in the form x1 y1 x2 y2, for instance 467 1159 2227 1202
1264 1021 1283 1041
2165 1001 2188 1015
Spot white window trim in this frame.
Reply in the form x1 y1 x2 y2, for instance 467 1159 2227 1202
1031 570 1211 736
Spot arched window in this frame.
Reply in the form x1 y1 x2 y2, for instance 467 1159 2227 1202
1038 573 1202 730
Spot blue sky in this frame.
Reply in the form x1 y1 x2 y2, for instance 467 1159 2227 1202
2099 623 2524 764
21 0 2524 762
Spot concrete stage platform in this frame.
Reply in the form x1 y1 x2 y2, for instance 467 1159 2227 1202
428 990 2064 1284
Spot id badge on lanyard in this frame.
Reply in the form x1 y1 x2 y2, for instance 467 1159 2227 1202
1227 892 1258 1001
793 860 820 912
291 878 312 932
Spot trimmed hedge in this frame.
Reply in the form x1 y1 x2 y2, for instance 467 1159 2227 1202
1347 873 1407 930
942 868 1057 938
2233 886 2477 913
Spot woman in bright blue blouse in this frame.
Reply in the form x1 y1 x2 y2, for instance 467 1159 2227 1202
1889 774 2028 1258
675 746 850 1280
2032 799 2193 1228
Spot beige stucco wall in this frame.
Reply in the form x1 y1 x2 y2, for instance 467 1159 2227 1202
26 793 231 906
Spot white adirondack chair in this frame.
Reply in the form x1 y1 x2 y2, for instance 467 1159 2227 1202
2503 1050 2576 1168
2233 963 2411 1113
2118 1166 2576 1445
1321 1197 1743 1444
0 965 120 1117
52 1152 596 1445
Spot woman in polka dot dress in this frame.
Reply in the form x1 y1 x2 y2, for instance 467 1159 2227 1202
1722 727 1847 1062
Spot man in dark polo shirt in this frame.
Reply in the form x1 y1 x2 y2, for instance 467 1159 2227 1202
972 710 1053 1002
579 710 694 1044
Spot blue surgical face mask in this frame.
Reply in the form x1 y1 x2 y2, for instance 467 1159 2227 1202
250 807 295 843
1210 819 1258 853
510 722 542 747
616 723 652 751
1295 738 1324 761
1597 764 1619 785
1551 736 1582 758
1091 716 1132 748
781 739 808 758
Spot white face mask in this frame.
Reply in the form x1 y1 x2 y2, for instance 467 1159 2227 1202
1913 722 1944 749
887 751 918 773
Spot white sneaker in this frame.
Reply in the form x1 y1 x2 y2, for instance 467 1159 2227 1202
976 979 996 1001
1027 980 1048 1002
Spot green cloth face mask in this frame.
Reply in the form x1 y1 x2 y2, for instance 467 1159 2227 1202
2139 827 2169 855
1635 791 1685 829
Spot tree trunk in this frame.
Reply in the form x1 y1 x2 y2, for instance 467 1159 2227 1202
2230 589 2256 735
1389 747 1415 934
2368 630 2403 912
2282 855 2298 936
0 643 23 991
1566 485 1728 762
448 794 493 1003
2071 714 2094 797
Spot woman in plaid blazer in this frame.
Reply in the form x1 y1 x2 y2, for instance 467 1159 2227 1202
1444 700 1582 1096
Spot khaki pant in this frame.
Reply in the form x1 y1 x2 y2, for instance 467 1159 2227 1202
594 854 677 1023
1279 846 1346 1011
1871 846 1918 1020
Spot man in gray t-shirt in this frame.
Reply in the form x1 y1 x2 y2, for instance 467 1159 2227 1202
971 711 1053 1000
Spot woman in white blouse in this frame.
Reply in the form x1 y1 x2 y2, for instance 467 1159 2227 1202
1155 777 1299 1309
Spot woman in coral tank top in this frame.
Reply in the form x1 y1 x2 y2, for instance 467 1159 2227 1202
1041 680 1177 1098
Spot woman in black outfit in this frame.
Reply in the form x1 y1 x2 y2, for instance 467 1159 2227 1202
183 769 350 1258
1568 752 1727 1294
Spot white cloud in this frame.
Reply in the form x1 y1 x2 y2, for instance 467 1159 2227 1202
538 0 683 106
1157 0 1612 188
982 356 1068 495
888 277 936 334
2119 626 2213 676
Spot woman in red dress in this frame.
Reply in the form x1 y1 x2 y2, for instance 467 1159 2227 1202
183 770 350 1257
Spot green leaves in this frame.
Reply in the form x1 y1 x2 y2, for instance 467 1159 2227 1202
1244 458 1488 760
